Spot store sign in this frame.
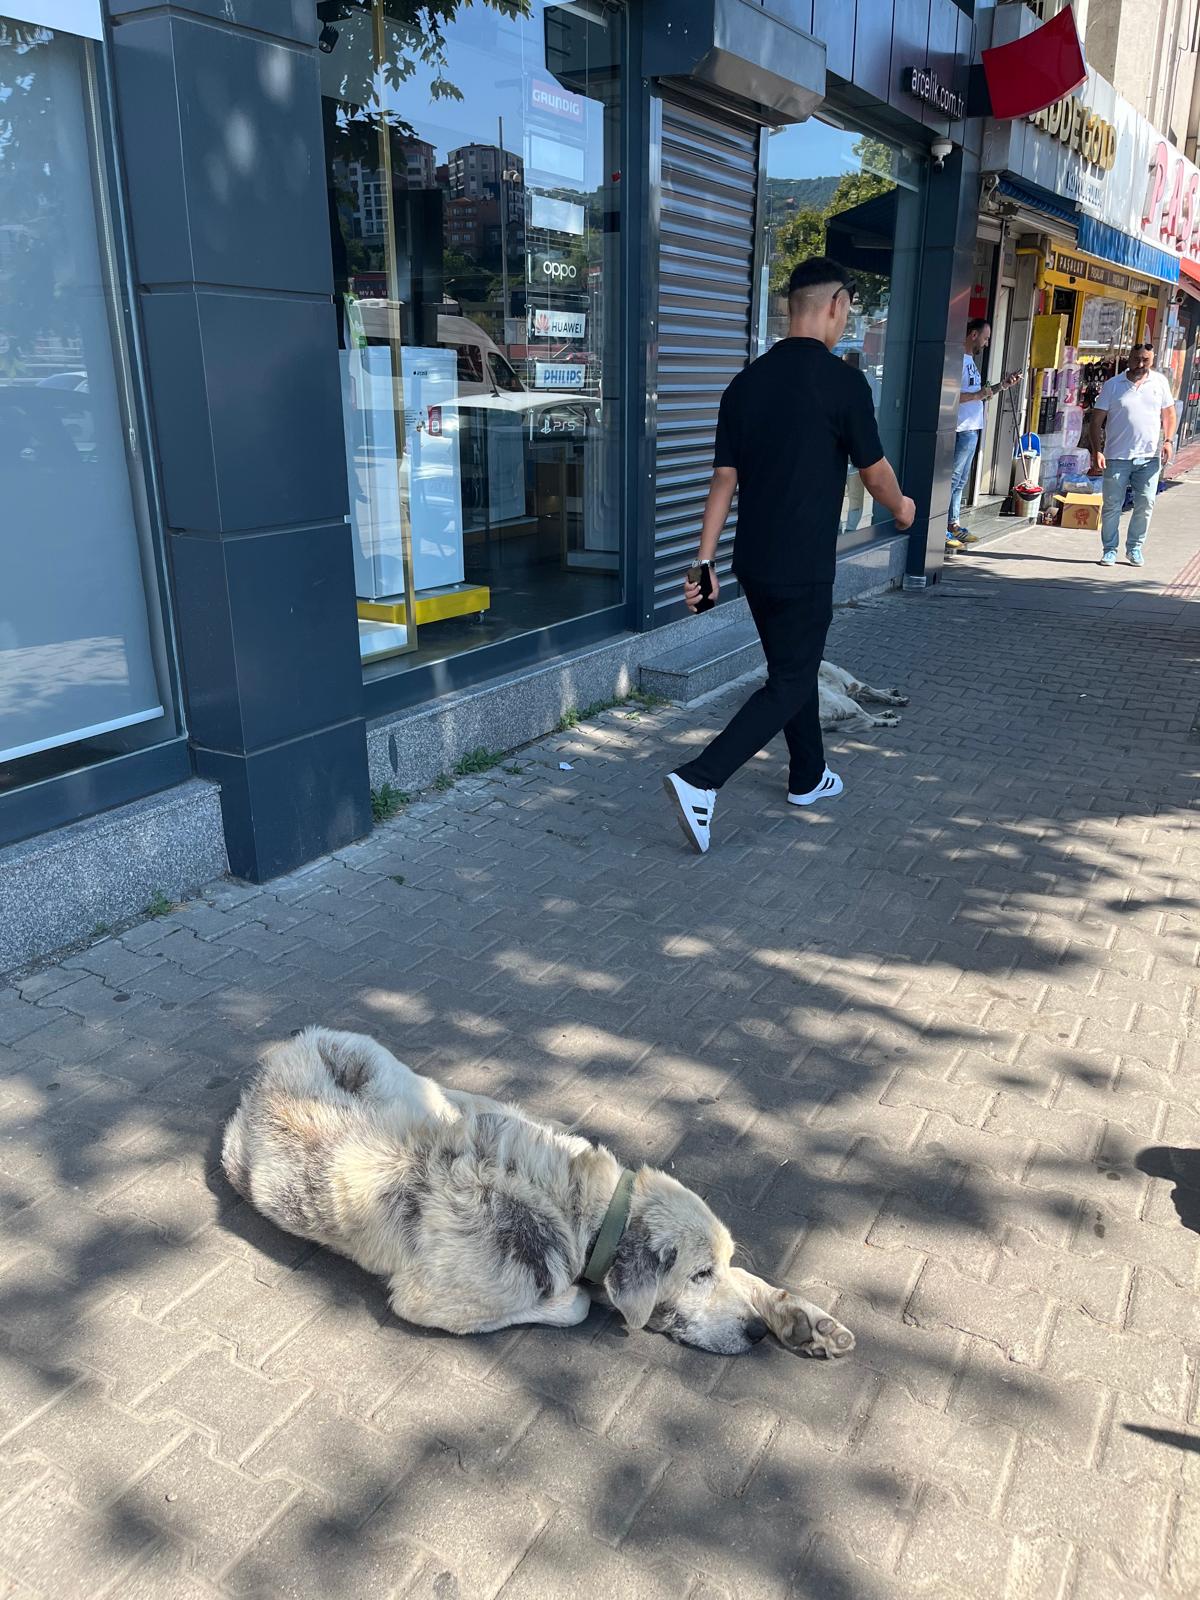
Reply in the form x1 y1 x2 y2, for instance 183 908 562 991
530 76 584 124
4 1 101 35
529 307 587 340
536 408 586 437
349 273 387 300
1142 139 1200 259
526 132 585 185
534 361 586 389
902 66 964 121
1028 96 1116 171
1045 248 1137 294
529 250 582 286
986 63 1200 266
530 193 586 237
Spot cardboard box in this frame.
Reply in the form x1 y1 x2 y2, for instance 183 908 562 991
1056 492 1103 530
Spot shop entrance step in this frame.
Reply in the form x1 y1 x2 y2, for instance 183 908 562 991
638 621 763 703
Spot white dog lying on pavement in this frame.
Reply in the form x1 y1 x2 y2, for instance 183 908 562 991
223 1027 856 1360
818 660 909 732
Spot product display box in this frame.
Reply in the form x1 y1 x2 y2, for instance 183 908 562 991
1056 492 1104 530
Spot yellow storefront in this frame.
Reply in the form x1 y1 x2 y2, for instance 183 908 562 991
1026 243 1161 433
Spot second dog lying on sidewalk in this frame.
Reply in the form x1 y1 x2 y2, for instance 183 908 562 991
222 1027 856 1361
817 659 909 733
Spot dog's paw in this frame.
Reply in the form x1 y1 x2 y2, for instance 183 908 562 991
873 712 901 728
888 689 910 706
769 1292 855 1359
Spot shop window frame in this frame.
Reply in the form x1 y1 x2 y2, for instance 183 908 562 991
753 94 928 563
0 21 187 851
359 0 637 719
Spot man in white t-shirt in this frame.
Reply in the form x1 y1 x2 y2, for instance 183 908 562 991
948 319 1019 551
1088 344 1176 567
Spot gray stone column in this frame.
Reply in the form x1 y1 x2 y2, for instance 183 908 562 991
107 0 370 880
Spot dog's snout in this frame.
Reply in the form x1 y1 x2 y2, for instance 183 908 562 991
744 1316 769 1345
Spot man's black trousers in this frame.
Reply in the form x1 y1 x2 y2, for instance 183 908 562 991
675 581 834 795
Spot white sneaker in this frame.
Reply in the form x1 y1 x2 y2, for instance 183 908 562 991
787 768 844 807
663 772 716 854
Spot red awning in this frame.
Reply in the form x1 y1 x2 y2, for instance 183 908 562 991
982 4 1086 120
1179 259 1200 301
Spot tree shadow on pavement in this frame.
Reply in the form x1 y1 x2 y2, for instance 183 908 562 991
0 581 1197 1593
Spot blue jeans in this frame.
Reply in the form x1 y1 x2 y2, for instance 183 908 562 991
1101 457 1160 553
948 429 980 528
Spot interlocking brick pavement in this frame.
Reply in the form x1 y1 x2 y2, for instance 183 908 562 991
0 479 1198 1597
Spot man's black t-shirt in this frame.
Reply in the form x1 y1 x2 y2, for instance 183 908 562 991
713 337 885 590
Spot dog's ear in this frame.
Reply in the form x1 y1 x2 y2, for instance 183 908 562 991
604 1222 676 1330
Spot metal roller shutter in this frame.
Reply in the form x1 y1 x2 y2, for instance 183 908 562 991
652 95 759 612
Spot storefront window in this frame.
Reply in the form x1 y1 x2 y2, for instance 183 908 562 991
0 17 175 796
1077 294 1138 352
757 117 922 533
318 0 624 673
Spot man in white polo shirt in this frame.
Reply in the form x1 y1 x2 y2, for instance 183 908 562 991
1088 344 1176 567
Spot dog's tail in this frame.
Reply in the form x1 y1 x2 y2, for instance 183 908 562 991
306 1026 456 1120
298 1026 406 1099
221 1109 252 1199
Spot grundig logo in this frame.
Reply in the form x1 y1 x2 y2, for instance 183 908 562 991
1030 97 1116 171
904 66 964 121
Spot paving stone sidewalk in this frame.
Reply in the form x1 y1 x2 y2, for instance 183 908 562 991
1 481 1199 1599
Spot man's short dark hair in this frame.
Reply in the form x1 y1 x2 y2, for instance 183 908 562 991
787 256 853 310
967 317 990 335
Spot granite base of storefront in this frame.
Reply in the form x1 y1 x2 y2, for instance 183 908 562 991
0 781 229 975
367 534 908 792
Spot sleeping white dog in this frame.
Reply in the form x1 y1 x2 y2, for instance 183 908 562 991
223 1028 856 1361
818 660 909 732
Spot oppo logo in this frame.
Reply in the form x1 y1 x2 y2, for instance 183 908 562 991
536 257 578 282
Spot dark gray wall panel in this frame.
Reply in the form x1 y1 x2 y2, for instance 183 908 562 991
889 0 932 113
108 0 316 46
172 17 330 293
921 0 960 134
112 13 331 294
854 0 896 104
111 5 366 882
194 719 371 883
198 291 347 532
108 15 193 288
765 0 814 32
171 524 362 754
165 531 241 751
222 523 363 753
812 0 853 79
138 289 220 530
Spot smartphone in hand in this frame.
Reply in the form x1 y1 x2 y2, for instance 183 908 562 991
686 562 715 613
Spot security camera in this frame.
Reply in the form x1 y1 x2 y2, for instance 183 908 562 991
930 137 954 171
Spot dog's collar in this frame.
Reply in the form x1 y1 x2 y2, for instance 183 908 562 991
581 1168 635 1285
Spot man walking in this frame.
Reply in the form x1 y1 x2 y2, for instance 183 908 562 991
1088 343 1176 567
948 318 1018 551
662 257 915 855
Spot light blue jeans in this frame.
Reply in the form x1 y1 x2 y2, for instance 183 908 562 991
948 428 980 528
1101 456 1160 554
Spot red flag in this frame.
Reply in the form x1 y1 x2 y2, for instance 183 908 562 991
982 4 1086 120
